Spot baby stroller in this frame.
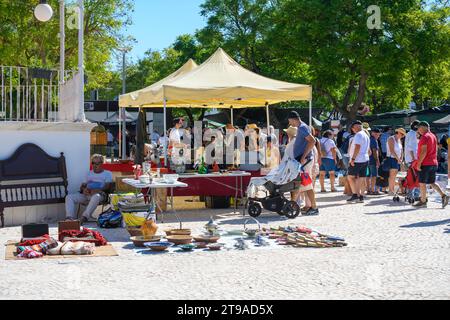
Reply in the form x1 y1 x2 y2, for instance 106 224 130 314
394 165 421 204
246 177 301 219
245 159 315 220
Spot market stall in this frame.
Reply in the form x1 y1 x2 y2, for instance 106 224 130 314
119 48 313 165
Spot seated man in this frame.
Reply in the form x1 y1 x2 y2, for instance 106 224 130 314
65 154 113 224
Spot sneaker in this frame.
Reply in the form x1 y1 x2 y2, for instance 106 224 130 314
358 196 365 203
347 194 359 203
80 216 89 226
413 200 427 208
304 208 319 216
442 195 449 209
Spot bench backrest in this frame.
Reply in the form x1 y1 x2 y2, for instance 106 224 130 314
0 144 68 208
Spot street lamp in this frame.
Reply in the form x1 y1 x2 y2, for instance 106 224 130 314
34 0 54 22
117 47 131 160
34 0 85 122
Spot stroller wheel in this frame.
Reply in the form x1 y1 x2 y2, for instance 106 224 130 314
283 201 301 219
248 202 262 218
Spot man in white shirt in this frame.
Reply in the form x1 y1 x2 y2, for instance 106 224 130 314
65 154 113 224
405 120 420 166
347 121 370 203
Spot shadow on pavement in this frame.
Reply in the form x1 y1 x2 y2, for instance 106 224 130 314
400 219 450 229
365 208 417 215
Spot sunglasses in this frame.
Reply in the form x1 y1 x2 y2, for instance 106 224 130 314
92 162 102 165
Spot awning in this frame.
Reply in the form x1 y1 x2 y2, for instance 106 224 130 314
119 59 198 108
434 115 450 125
119 48 312 108
101 111 137 124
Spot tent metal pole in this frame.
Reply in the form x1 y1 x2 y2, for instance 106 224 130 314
163 98 168 167
266 103 270 168
230 106 234 126
309 99 313 127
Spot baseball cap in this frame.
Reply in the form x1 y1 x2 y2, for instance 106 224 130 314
411 120 420 130
351 120 363 127
288 111 301 120
371 128 381 133
418 121 430 128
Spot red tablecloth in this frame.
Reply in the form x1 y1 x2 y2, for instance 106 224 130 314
173 172 262 197
94 162 168 173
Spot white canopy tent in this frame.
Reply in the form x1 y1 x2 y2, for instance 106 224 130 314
119 48 313 164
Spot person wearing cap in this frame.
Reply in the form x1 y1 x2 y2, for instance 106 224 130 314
367 128 381 195
414 121 449 208
405 120 420 166
347 121 370 203
385 128 406 195
288 111 319 215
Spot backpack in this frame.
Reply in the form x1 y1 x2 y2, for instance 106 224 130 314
97 208 123 229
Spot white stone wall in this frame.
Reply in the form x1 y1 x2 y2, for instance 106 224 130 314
0 122 96 227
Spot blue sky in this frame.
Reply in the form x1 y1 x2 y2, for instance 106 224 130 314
124 0 207 63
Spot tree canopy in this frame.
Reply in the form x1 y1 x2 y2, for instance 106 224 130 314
0 0 133 89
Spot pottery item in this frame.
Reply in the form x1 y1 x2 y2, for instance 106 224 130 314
243 217 261 238
144 241 172 252
193 235 220 243
204 216 219 235
194 242 208 249
142 219 158 238
165 229 191 236
207 243 225 251
163 174 179 184
126 226 143 237
166 235 193 245
179 244 196 251
131 236 162 247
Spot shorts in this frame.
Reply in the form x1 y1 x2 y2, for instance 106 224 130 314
320 158 336 173
348 162 369 178
418 165 437 184
368 164 378 177
385 157 400 171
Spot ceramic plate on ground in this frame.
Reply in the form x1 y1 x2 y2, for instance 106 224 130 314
207 243 225 251
144 241 173 251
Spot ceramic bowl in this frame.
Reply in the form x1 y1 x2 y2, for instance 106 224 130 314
131 236 161 247
144 241 173 252
195 242 208 249
163 174 179 184
193 235 220 243
166 235 193 245
244 230 259 238
207 243 225 251
126 226 143 237
179 244 196 252
139 175 151 184
165 229 192 236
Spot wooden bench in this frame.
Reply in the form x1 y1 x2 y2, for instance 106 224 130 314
0 144 68 227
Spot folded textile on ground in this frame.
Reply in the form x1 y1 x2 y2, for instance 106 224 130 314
16 237 59 254
18 235 50 246
58 227 107 246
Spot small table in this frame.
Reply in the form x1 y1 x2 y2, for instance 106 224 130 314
122 179 188 223
177 171 251 213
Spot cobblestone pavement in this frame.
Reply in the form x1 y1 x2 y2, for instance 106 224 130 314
0 186 449 300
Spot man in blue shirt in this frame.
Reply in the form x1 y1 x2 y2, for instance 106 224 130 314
288 111 318 215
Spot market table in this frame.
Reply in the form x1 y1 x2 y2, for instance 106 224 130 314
173 171 252 213
122 179 188 223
